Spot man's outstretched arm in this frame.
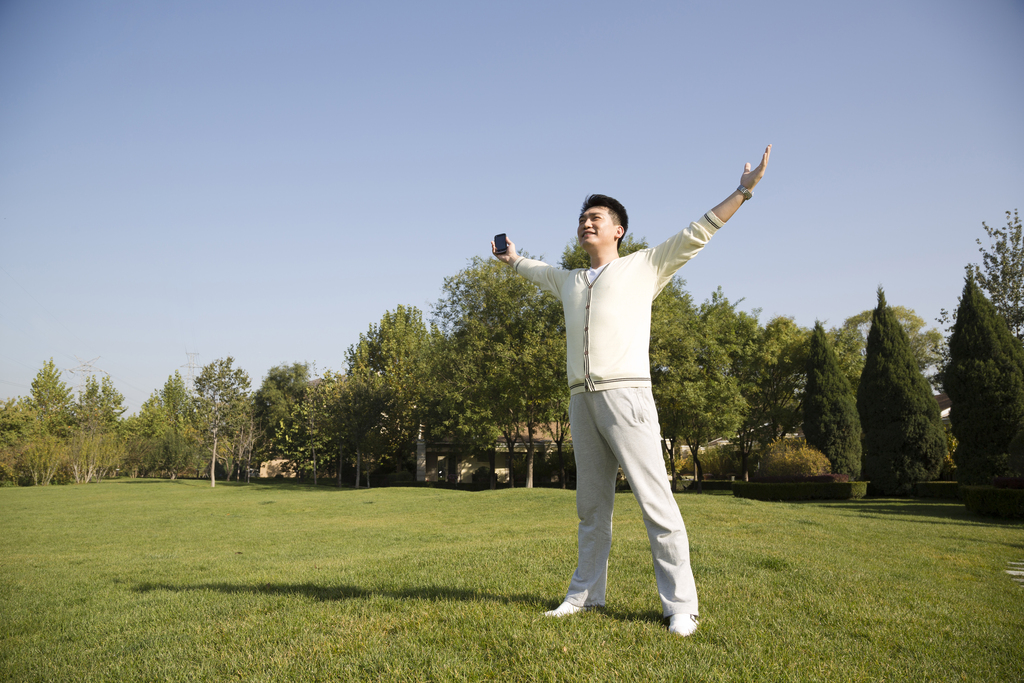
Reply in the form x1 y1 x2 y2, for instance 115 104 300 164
709 144 771 224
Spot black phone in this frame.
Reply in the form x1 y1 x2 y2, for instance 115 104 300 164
494 233 508 254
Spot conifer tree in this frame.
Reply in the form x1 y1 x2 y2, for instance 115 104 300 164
945 274 1024 484
803 322 862 478
857 289 946 494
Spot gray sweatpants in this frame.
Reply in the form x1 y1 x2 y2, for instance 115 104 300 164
564 387 698 617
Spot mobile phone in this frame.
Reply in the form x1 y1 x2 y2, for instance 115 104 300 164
494 233 508 254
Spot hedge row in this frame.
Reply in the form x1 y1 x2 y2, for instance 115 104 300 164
680 480 735 492
750 474 851 484
914 482 961 499
732 481 868 501
962 485 1024 518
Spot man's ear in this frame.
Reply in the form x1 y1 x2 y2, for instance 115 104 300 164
615 225 625 240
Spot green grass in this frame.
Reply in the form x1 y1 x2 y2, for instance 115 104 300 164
1 480 1022 682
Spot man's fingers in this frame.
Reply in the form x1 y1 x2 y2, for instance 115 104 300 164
744 162 751 173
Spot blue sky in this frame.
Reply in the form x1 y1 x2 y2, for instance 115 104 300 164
2 0 1022 413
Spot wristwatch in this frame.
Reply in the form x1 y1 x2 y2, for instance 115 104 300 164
737 185 752 201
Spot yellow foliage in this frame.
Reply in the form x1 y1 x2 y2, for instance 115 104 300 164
758 438 831 477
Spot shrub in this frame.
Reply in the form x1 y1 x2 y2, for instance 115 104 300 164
993 477 1024 489
751 474 849 484
757 439 831 478
733 481 868 501
698 445 738 479
962 485 1024 518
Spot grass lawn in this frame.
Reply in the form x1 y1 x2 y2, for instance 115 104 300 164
1 479 1022 682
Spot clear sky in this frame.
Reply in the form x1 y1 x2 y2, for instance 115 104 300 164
2 0 1022 413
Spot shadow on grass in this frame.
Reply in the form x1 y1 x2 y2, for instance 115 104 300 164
131 581 669 625
133 580 546 607
806 498 1024 528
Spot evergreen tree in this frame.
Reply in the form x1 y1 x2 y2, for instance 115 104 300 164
945 273 1024 484
803 322 862 478
857 289 946 494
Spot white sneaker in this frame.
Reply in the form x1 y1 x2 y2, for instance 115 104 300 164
543 601 589 617
668 613 699 636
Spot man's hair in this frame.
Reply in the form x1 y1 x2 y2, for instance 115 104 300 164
580 194 628 248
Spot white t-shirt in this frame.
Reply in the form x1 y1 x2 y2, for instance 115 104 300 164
586 263 609 282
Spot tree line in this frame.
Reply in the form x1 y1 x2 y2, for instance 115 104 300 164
1 211 1021 492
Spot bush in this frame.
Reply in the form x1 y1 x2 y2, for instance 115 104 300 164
915 482 961 499
697 445 738 479
757 439 831 478
962 485 1024 518
993 477 1024 489
751 474 850 484
679 480 734 492
733 481 868 501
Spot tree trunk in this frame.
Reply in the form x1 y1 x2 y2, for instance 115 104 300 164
557 441 566 490
312 443 318 486
664 438 677 493
506 442 516 488
210 434 218 488
342 446 350 489
525 439 535 489
489 448 497 490
355 448 362 489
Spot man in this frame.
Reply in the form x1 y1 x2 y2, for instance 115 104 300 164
491 145 770 637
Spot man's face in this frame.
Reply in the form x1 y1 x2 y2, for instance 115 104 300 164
577 206 624 255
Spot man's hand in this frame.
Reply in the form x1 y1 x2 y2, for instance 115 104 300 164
740 144 771 191
491 237 518 264
710 144 772 224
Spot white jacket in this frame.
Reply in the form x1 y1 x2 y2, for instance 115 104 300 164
513 211 722 395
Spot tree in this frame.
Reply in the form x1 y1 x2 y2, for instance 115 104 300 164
649 277 698 492
277 372 334 483
431 254 566 488
857 289 946 495
0 398 38 451
422 327 502 488
22 434 65 486
971 209 1023 341
346 305 431 475
336 372 396 488
75 375 126 436
803 322 862 478
944 273 1024 484
731 316 808 480
27 358 74 438
653 288 747 491
253 362 311 462
194 357 251 487
838 306 944 387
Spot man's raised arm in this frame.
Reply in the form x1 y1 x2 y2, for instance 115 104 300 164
709 144 771 224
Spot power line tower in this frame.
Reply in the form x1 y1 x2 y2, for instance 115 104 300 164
182 350 200 389
67 356 107 396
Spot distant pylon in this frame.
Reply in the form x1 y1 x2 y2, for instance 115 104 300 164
67 356 106 396
182 350 200 388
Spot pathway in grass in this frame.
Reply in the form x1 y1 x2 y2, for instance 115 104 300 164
1 480 1022 682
